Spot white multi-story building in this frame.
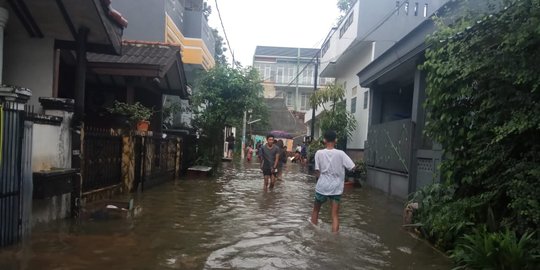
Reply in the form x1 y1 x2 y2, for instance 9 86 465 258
307 0 446 159
252 46 333 113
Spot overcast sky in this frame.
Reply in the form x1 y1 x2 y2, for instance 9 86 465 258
207 0 341 67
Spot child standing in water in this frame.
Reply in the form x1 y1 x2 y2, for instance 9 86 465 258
246 145 253 162
310 130 355 233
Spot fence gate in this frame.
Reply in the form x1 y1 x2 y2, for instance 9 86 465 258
0 103 33 247
82 128 123 193
135 135 177 191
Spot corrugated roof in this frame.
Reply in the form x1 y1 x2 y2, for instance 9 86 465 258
254 46 319 59
87 41 180 68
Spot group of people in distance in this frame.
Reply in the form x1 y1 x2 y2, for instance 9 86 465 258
248 131 355 233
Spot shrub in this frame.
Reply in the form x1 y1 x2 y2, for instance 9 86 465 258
452 228 539 270
411 183 476 250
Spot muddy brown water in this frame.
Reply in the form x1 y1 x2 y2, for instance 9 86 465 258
0 162 451 269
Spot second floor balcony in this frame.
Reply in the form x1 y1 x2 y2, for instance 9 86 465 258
320 0 448 78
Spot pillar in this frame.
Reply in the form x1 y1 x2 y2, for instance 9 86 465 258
0 6 8 84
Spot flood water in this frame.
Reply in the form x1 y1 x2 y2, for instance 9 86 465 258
0 162 450 269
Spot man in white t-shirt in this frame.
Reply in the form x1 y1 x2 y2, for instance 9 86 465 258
310 130 355 232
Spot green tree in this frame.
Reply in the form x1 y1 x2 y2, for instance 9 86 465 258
336 0 356 24
337 0 355 13
192 65 267 164
211 27 228 66
415 0 540 260
309 83 356 150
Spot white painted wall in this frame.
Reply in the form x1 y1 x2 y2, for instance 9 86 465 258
31 111 73 171
4 14 55 111
320 2 360 73
335 43 374 150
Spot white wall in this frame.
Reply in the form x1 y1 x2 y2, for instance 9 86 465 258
4 14 55 110
31 111 73 171
336 43 374 150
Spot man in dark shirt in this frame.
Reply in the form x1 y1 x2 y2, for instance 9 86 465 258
226 133 235 158
260 134 280 190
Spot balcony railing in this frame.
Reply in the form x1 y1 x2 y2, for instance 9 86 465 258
365 119 413 173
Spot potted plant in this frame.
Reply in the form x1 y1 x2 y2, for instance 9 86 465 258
107 101 154 132
346 160 366 185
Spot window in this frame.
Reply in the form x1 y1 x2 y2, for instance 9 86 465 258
302 70 309 85
351 97 357 113
423 3 428 17
343 81 347 91
264 66 271 81
286 92 293 107
339 11 354 38
414 2 419 16
321 40 330 57
287 67 295 83
363 90 369 109
404 2 409 15
277 66 284 83
300 93 311 111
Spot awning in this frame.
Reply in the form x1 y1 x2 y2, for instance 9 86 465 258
8 0 127 54
86 41 188 97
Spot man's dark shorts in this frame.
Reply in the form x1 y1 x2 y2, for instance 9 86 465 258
314 192 341 204
262 166 275 176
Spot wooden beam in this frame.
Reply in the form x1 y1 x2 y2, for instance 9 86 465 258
7 0 43 37
55 0 78 40
52 49 60 98
74 27 89 120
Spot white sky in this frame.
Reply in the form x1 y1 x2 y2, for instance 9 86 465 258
207 0 341 67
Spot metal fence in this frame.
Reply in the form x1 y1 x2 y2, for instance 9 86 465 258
82 128 123 192
365 119 413 173
0 103 33 248
135 135 177 191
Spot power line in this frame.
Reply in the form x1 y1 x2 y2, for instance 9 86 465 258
214 0 235 66
285 1 408 87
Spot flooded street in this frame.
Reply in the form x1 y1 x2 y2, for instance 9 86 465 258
0 162 450 269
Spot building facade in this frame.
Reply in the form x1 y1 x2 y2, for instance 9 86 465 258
354 1 486 199
306 0 447 160
114 0 216 79
252 46 333 113
114 0 217 130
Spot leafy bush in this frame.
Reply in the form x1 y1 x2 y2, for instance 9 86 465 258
347 160 367 180
452 228 539 270
107 101 154 124
411 183 476 250
307 138 324 164
416 0 540 259
310 83 357 143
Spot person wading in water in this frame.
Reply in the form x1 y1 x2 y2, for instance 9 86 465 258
310 130 355 232
260 134 280 190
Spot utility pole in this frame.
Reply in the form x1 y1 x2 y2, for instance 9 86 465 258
241 110 247 159
310 56 319 141
295 47 300 111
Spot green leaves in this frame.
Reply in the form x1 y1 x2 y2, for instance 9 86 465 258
413 0 540 263
107 101 154 124
451 228 539 270
191 65 267 163
310 83 357 142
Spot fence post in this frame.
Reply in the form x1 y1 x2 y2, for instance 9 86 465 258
0 86 32 247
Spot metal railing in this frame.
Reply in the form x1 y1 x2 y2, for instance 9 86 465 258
82 128 123 192
0 102 33 248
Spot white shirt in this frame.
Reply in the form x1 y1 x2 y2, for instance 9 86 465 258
314 148 355 195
